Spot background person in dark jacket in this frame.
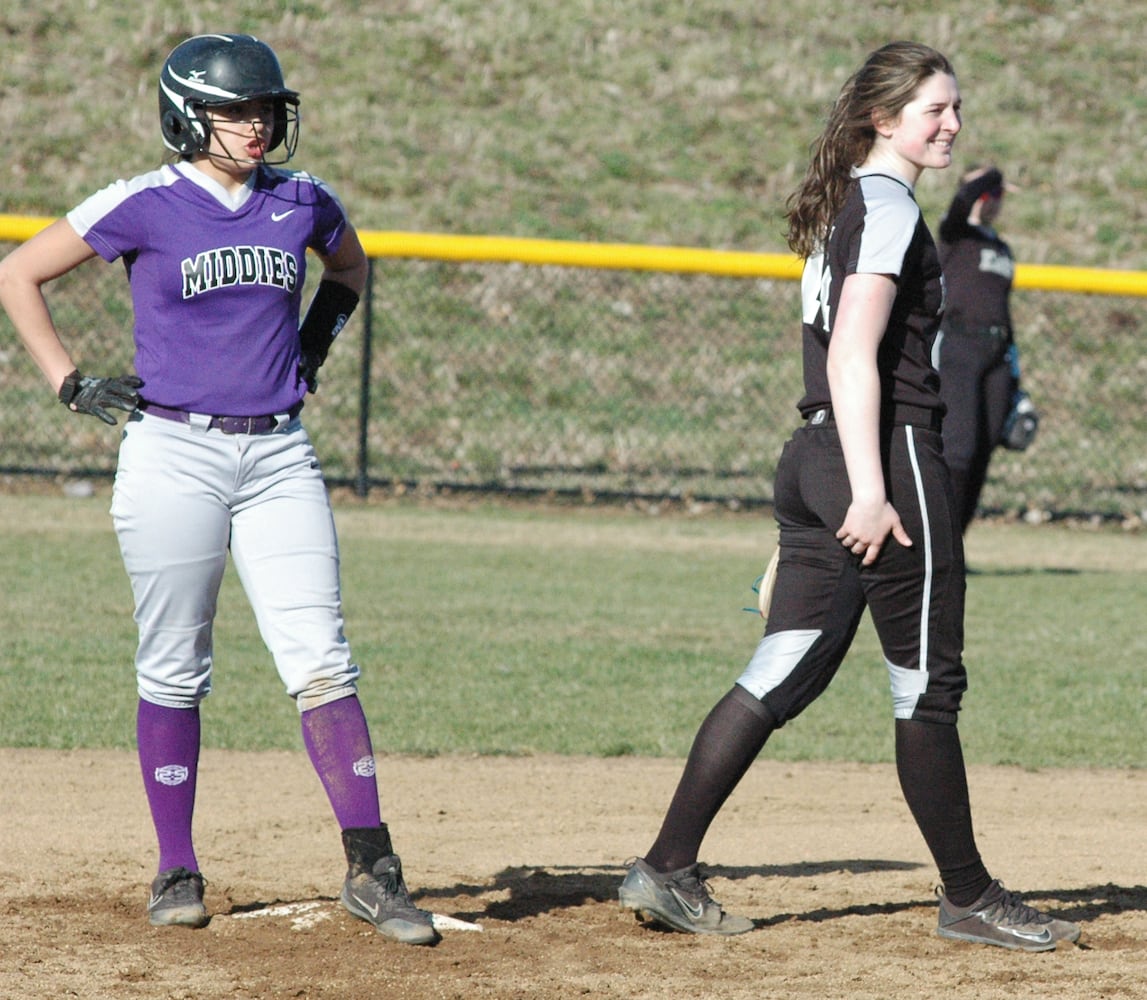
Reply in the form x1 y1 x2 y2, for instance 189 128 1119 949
934 165 1024 532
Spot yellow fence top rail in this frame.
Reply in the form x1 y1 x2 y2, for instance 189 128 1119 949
358 230 803 279
3 214 1145 296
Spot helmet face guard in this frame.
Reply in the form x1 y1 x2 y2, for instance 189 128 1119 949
158 33 300 162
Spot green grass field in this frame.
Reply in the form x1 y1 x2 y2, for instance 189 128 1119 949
3 491 1144 768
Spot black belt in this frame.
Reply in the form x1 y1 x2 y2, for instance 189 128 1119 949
945 323 1010 342
804 405 942 432
140 401 302 435
976 325 1010 340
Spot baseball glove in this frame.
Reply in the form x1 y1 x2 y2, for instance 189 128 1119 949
1001 389 1039 451
748 547 780 621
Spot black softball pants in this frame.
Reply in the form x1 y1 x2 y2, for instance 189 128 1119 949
936 329 1017 531
737 420 967 725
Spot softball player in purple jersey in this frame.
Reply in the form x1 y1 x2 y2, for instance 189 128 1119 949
619 42 1079 952
0 33 437 945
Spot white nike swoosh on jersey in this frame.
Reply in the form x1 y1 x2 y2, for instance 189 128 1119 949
352 894 380 918
669 887 705 920
271 210 295 222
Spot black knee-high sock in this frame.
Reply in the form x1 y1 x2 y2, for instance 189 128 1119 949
895 718 992 905
644 686 775 873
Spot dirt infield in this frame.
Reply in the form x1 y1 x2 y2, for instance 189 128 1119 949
2 749 1144 1000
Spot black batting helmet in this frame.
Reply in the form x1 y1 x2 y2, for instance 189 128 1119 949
158 33 300 160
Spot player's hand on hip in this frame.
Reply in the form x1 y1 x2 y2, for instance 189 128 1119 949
836 500 913 566
298 351 322 394
58 370 143 425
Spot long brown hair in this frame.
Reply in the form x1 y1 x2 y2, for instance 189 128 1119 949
784 41 956 259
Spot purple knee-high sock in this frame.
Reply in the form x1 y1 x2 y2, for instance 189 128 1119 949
137 699 201 874
300 695 382 830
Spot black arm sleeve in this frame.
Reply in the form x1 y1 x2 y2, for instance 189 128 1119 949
299 279 360 366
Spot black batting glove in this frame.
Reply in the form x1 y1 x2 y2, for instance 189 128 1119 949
58 369 143 425
298 351 322 394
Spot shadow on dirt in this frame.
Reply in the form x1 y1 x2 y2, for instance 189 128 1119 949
1035 883 1147 925
415 864 1147 932
416 858 924 922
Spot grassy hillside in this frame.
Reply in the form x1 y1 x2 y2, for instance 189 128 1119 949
2 2 1144 268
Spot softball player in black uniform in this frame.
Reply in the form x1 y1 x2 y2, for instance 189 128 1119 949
619 42 1079 952
934 166 1020 531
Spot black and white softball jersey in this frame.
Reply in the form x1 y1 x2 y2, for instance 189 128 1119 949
737 167 967 728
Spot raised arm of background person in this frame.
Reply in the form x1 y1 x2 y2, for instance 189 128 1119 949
828 271 913 566
0 219 99 394
937 167 1003 244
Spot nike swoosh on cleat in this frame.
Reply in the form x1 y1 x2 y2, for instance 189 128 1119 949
1002 927 1053 943
668 887 705 921
352 894 380 919
271 209 295 222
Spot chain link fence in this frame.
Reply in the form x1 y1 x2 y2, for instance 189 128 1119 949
2 238 1145 520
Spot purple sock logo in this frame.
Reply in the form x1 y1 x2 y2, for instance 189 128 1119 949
154 764 190 786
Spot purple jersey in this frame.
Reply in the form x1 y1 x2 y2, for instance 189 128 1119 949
67 161 349 415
